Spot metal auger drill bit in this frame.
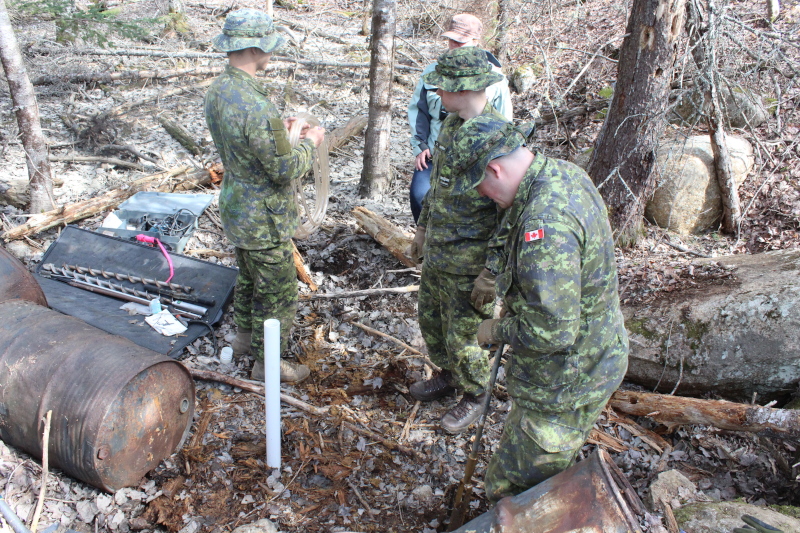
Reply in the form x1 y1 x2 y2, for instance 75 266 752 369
59 263 193 293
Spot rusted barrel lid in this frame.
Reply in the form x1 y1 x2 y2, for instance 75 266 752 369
0 246 47 306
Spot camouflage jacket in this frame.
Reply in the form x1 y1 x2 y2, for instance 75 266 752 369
489 153 629 412
204 65 315 250
418 102 505 275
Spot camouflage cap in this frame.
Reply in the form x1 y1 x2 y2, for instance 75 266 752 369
451 115 535 193
211 9 286 54
423 46 504 92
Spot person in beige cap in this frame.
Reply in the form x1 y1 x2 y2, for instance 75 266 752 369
406 13 512 223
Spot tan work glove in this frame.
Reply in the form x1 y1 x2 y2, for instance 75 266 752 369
477 318 501 350
406 226 426 264
471 268 496 310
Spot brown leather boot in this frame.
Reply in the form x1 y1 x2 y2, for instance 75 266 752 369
250 359 310 383
409 370 455 402
280 360 310 383
232 328 252 356
440 392 487 434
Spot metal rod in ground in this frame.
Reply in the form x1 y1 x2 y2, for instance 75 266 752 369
448 343 505 531
57 263 193 293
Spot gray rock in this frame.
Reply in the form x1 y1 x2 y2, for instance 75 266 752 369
674 501 800 533
670 86 769 129
645 134 754 234
511 63 541 94
645 470 697 511
231 518 280 533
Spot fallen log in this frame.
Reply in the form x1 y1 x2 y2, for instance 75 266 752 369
158 115 203 156
610 390 800 440
623 248 800 401
327 115 367 152
351 206 415 268
1 166 204 241
33 66 225 86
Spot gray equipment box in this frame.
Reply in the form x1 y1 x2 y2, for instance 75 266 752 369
99 192 215 253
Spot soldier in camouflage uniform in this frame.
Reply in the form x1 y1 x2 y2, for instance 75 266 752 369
405 46 510 434
451 114 629 501
204 9 325 382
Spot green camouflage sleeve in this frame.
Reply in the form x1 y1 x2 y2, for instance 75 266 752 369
495 215 582 354
246 106 316 185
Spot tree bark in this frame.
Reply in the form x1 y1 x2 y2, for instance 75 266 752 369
158 115 202 156
1 166 203 241
351 206 415 267
587 0 686 247
610 390 800 440
492 0 514 63
0 0 55 214
358 0 395 200
623 249 800 402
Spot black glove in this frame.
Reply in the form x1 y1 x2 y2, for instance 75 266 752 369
733 515 783 533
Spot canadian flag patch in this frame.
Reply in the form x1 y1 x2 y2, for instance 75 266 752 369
524 228 545 242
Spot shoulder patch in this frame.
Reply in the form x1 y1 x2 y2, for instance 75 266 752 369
268 117 291 156
524 228 545 242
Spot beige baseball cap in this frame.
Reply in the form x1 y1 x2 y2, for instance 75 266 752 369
442 13 483 43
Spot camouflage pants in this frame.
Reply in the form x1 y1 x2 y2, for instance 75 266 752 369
483 398 607 503
234 242 297 361
418 265 492 394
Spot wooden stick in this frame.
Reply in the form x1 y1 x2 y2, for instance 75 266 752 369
188 368 423 459
351 321 422 355
187 367 328 416
2 165 203 241
610 390 800 440
340 421 425 460
351 206 415 268
326 115 368 153
48 154 146 171
301 285 418 300
30 410 52 533
292 240 318 291
400 401 420 443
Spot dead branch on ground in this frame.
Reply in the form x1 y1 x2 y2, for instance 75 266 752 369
351 206 415 267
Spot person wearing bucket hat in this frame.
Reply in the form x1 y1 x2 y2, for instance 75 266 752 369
204 8 325 384
405 46 511 435
450 113 628 502
406 13 512 223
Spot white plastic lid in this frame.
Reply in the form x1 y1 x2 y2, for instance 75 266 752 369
219 346 233 364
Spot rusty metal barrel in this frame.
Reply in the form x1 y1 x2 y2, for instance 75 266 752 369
452 449 644 533
0 246 47 306
0 299 195 493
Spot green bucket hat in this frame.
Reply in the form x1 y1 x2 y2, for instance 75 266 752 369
451 115 535 193
211 9 286 54
423 46 504 92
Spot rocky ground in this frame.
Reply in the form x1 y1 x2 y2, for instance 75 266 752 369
1 0 800 532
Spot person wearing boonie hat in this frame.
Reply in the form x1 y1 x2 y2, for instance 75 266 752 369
404 46 511 435
406 13 512 223
450 113 629 502
204 8 326 384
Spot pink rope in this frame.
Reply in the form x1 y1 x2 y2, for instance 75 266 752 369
135 234 175 283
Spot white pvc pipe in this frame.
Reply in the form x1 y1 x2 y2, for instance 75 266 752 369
264 318 281 469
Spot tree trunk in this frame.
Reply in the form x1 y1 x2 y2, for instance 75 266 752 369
587 0 686 248
0 0 54 214
358 0 395 200
610 390 800 440
687 0 742 234
622 249 800 402
492 0 514 64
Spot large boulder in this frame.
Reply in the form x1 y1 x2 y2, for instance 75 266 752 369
670 86 769 128
674 501 800 533
644 134 754 234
